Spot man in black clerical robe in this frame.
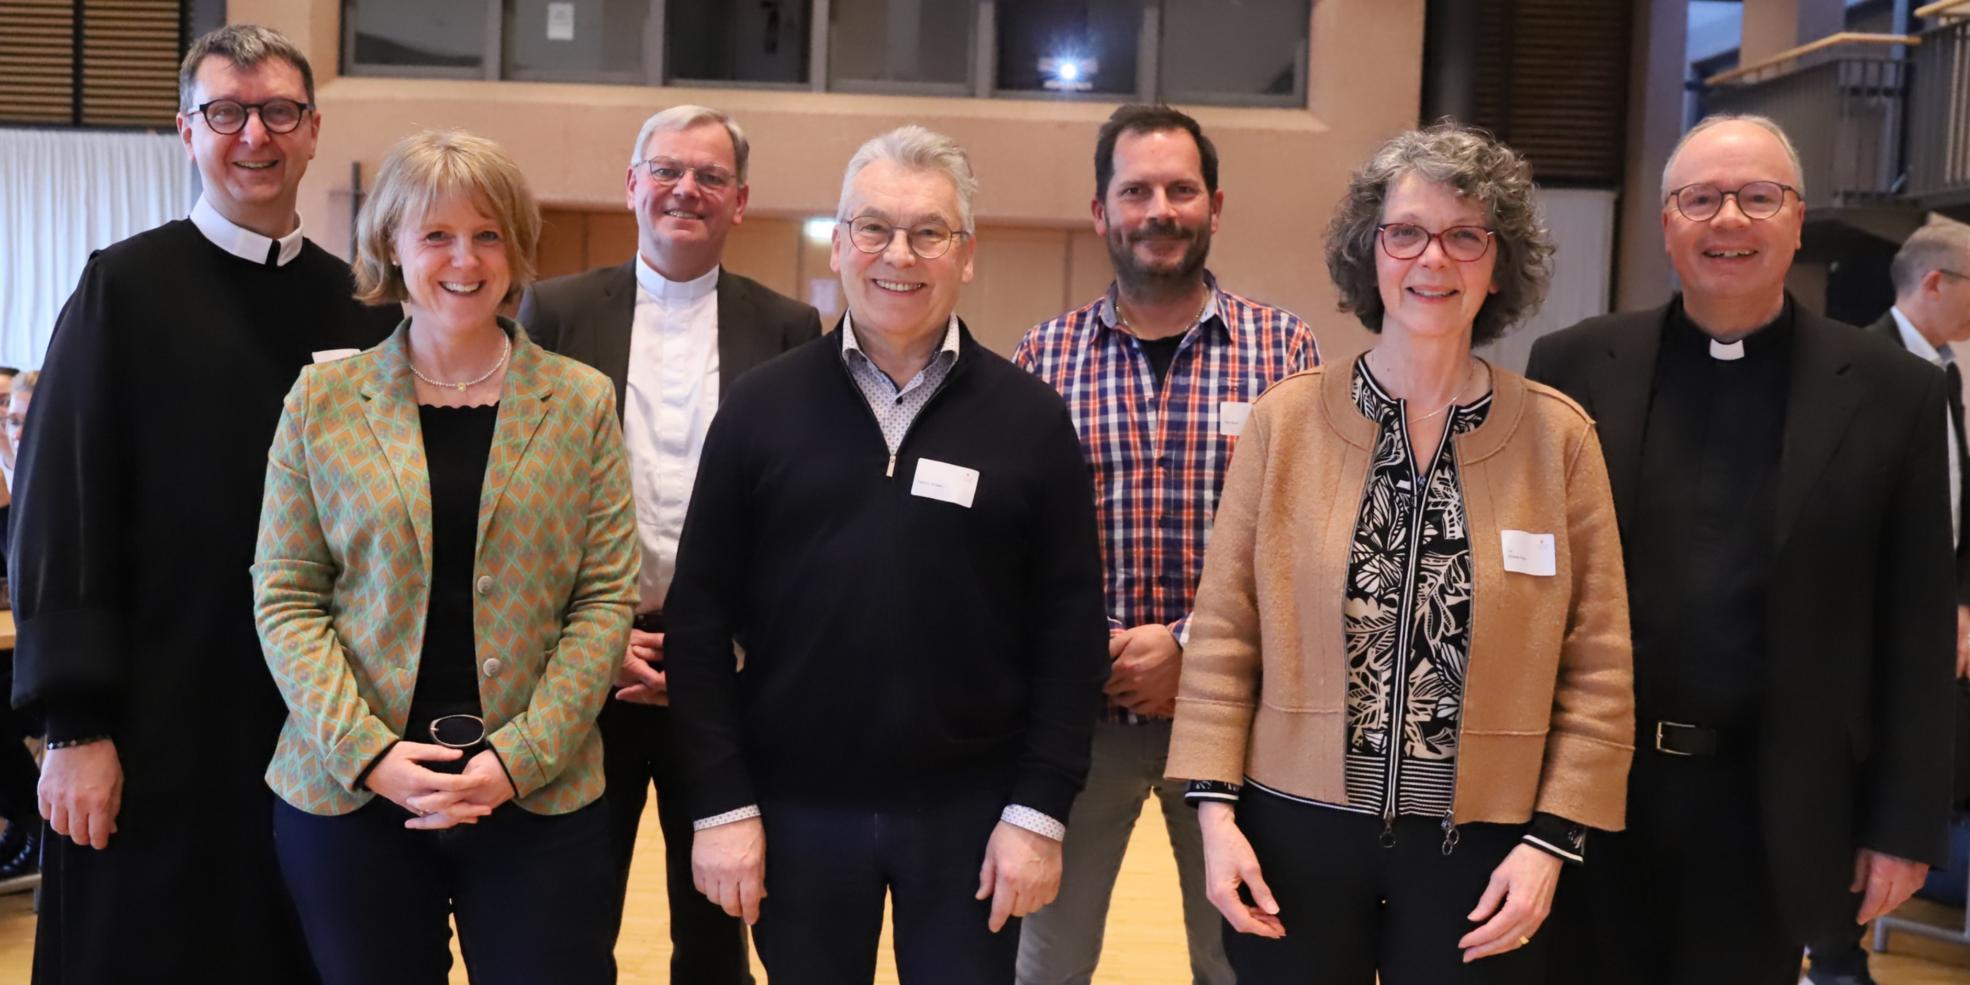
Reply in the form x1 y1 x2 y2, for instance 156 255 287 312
8 26 395 984
1526 116 1957 985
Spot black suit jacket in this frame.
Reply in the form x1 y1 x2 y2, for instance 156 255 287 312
517 262 823 419
1861 311 1970 606
1526 297 1957 936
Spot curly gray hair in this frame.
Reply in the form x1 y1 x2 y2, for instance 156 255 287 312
1323 122 1553 345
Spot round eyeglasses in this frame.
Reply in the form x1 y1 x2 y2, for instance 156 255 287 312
1377 223 1496 262
1666 181 1798 222
839 217 969 260
190 98 312 135
428 714 487 750
634 158 737 192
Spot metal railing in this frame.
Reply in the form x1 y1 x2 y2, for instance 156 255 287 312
1705 57 1911 209
1907 18 1970 202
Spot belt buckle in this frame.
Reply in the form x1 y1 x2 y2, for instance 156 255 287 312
1655 720 1696 757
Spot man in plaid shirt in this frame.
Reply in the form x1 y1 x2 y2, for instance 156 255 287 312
1011 105 1319 985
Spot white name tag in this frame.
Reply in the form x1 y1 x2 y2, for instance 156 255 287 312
1219 401 1252 436
1500 530 1557 577
311 348 360 364
911 458 979 509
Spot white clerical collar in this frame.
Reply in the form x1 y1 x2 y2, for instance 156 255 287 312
635 254 720 301
1890 306 1951 366
190 195 303 267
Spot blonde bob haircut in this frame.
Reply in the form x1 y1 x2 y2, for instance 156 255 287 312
353 128 541 307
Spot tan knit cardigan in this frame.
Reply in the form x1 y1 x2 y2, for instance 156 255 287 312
1165 362 1635 830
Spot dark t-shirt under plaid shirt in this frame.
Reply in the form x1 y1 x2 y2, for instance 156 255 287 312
1012 273 1319 724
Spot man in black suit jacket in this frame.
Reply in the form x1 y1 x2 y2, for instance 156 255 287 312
1526 115 1957 985
1805 219 1970 985
518 104 821 985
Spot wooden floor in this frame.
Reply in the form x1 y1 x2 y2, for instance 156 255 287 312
2 805 1968 983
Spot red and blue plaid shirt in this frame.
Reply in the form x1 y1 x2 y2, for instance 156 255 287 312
1013 273 1319 723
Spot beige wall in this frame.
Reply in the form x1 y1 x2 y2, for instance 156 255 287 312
235 0 1425 363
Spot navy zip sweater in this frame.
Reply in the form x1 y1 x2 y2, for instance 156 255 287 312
664 321 1109 823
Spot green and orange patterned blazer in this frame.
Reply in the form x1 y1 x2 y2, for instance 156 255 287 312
252 318 637 816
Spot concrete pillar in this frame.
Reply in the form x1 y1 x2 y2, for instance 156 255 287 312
1740 0 1846 65
1614 0 1685 310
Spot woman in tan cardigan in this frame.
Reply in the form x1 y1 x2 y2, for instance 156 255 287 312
1165 123 1634 983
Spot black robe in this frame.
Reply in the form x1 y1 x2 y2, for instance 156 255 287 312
9 219 397 984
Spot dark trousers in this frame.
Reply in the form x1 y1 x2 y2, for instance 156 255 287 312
751 793 1017 985
273 796 616 985
0 653 39 828
1223 788 1548 984
1544 750 1801 985
599 698 754 983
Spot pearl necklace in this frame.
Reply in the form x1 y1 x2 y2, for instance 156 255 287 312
410 335 510 392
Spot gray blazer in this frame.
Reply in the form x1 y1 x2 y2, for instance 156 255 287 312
518 262 823 419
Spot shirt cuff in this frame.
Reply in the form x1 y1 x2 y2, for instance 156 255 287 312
1169 615 1192 649
1001 804 1067 841
693 804 762 832
1184 779 1242 806
1521 812 1588 864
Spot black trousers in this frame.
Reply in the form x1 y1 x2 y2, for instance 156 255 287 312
1224 788 1549 984
751 793 1017 985
598 697 754 983
0 653 39 829
1543 750 1801 985
273 796 616 985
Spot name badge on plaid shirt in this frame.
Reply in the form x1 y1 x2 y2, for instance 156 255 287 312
1219 401 1252 436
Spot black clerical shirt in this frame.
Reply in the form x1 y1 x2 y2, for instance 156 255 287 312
1627 301 1795 732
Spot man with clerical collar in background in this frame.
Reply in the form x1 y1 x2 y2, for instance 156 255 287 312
664 124 1108 984
1804 218 1970 985
518 103 821 984
1526 113 1957 985
8 23 398 985
1011 103 1317 985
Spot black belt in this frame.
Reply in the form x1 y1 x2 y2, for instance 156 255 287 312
1652 720 1728 757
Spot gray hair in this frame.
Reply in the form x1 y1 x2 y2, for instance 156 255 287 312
1323 121 1553 346
630 104 751 185
836 126 978 233
1891 220 1970 296
1661 113 1806 200
179 24 314 114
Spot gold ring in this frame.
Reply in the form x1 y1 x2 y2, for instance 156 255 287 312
1519 935 1532 947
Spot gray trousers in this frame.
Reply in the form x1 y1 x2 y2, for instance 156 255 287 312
1016 718 1234 985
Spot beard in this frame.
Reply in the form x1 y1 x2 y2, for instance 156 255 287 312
1108 218 1212 296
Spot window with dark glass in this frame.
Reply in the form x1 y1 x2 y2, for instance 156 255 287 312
830 0 975 88
1159 0 1306 102
345 0 488 71
996 0 1142 96
505 0 650 80
666 0 811 84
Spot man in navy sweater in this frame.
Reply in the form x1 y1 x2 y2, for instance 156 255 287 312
664 125 1109 984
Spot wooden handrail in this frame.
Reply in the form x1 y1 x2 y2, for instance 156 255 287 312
1914 0 1970 20
1706 32 1920 85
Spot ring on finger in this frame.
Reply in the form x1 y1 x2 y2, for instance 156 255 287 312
1518 935 1532 947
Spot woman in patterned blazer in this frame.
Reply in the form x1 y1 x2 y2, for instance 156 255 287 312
1164 123 1634 984
252 129 637 985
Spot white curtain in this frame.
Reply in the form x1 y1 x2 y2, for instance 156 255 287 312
0 128 194 370
1479 187 1619 374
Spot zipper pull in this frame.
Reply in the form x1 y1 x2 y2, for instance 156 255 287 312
1440 809 1461 856
1378 814 1397 848
886 453 896 478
